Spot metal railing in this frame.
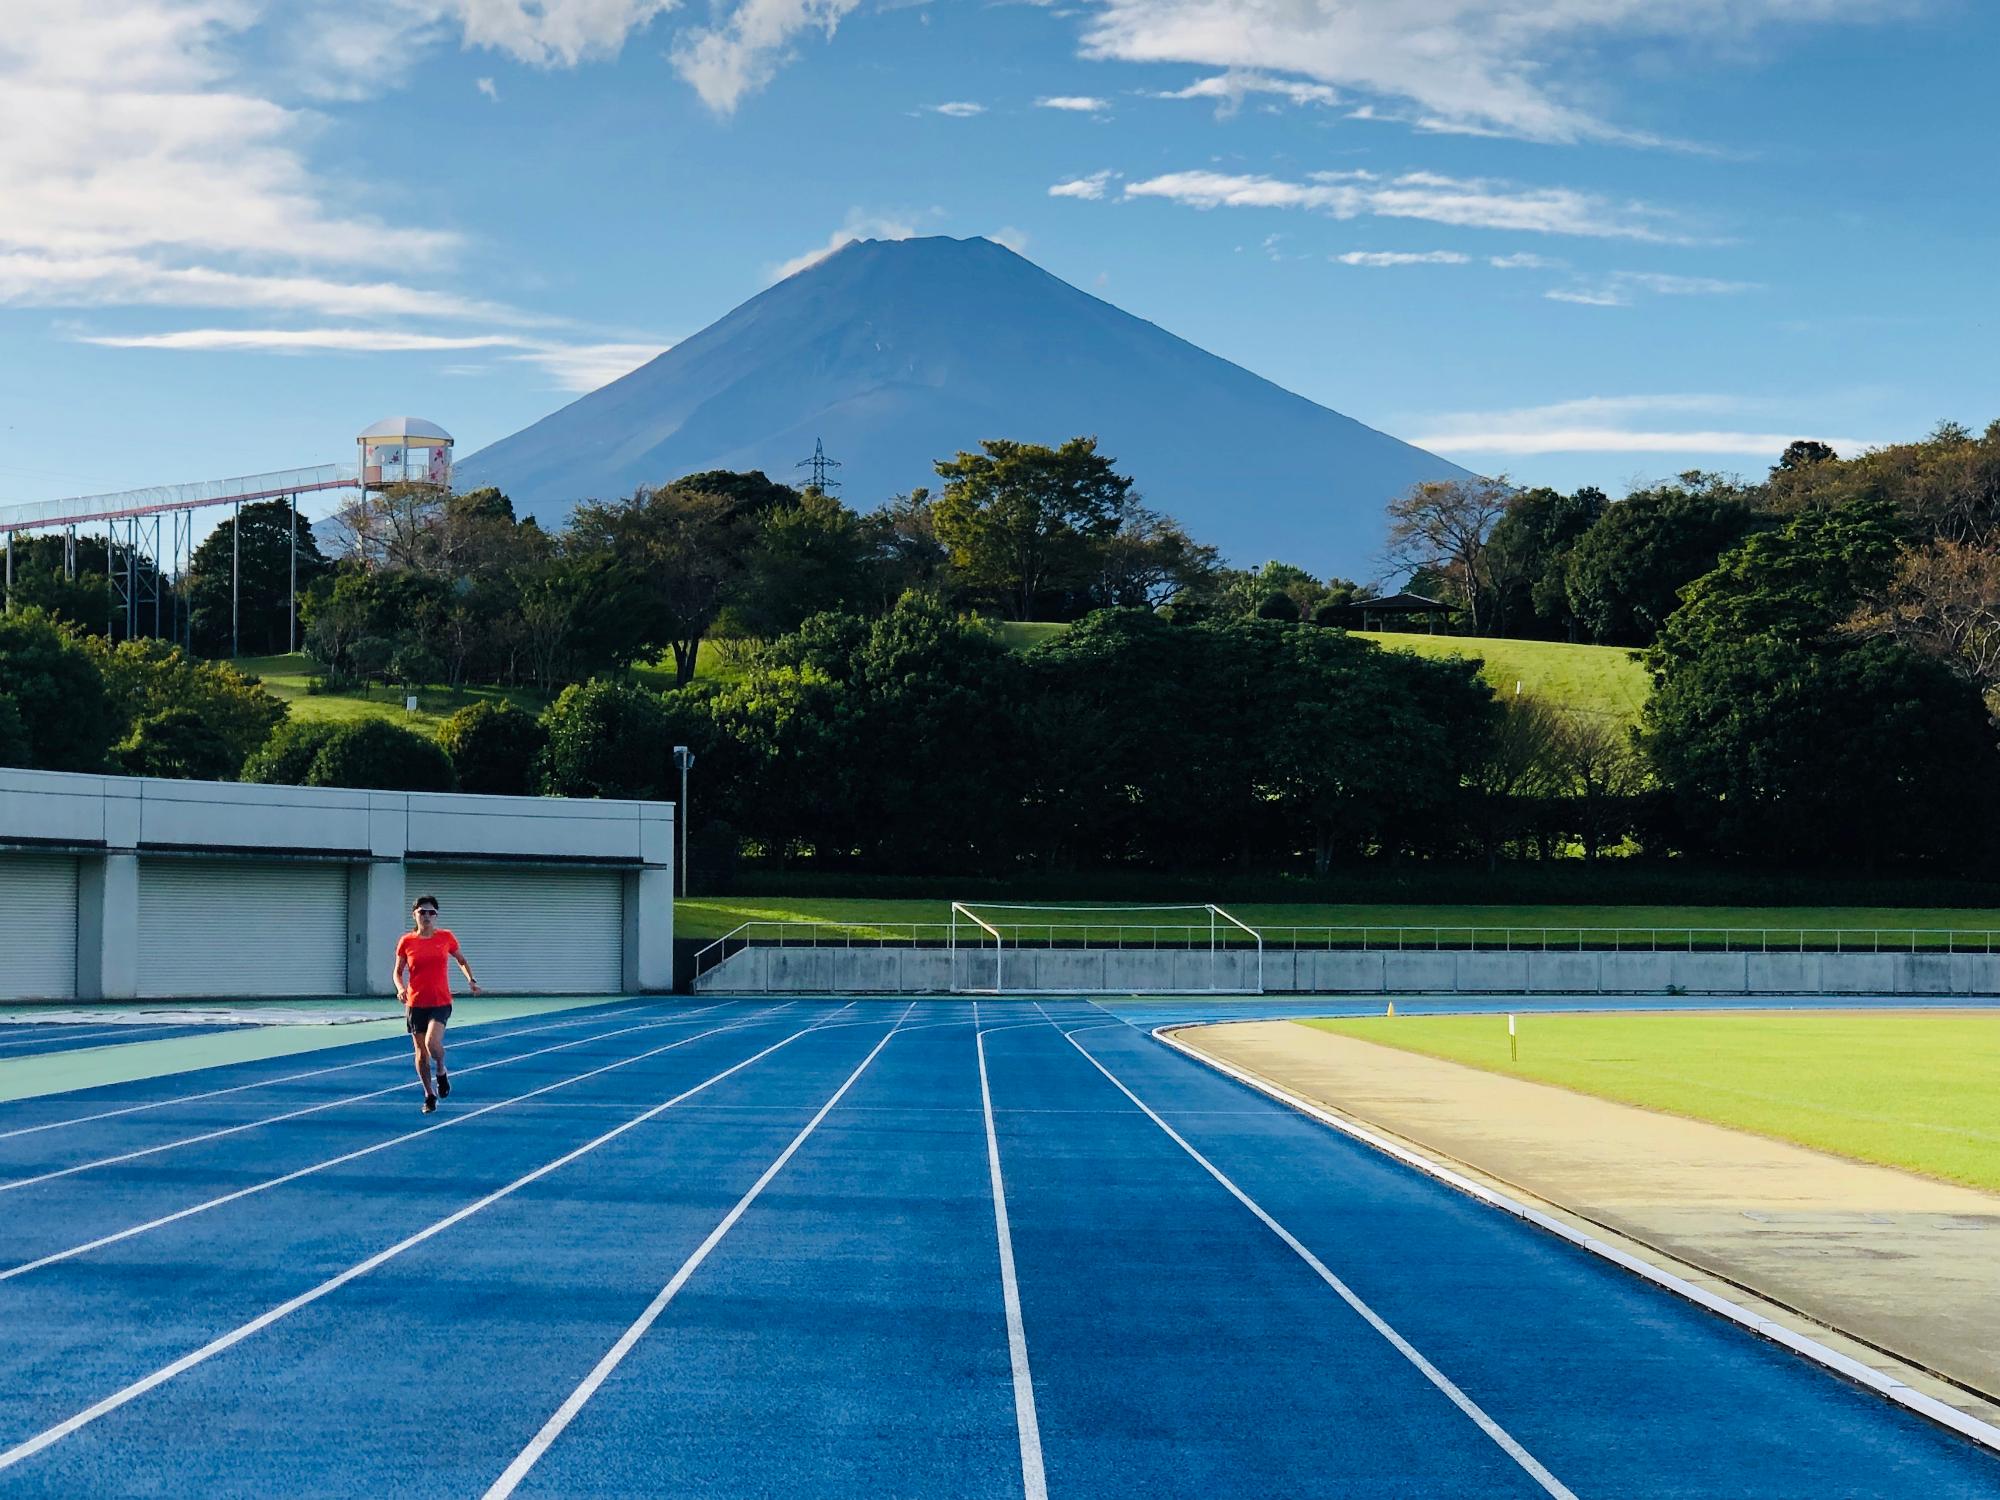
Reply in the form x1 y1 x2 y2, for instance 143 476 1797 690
692 919 2000 981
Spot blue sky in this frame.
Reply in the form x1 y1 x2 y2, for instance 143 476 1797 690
2 0 1994 525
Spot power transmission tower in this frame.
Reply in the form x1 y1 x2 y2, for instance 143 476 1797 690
796 437 842 494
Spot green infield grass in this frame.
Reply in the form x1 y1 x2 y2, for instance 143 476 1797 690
674 898 2000 944
1303 1010 2000 1192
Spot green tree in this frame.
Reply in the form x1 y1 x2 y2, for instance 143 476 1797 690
1649 501 1904 674
1484 486 1607 639
540 679 671 798
1644 636 1996 863
304 719 456 792
931 437 1132 619
0 693 30 768
729 488 873 638
117 709 239 781
186 499 330 657
1 535 115 633
568 485 756 685
438 701 547 796
1564 474 1764 645
0 609 113 771
81 636 285 767
242 719 341 785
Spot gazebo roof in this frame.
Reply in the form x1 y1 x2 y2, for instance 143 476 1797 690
358 416 453 444
1357 591 1457 612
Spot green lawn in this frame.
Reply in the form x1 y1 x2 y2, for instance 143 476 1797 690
674 898 2000 944
233 654 551 734
1303 1011 2000 1193
1358 630 1650 724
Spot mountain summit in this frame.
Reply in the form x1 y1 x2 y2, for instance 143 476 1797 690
455 236 1467 567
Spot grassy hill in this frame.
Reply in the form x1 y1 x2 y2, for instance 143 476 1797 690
233 655 551 733
1356 631 1650 723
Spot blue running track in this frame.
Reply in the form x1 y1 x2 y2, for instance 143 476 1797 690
0 996 1994 1497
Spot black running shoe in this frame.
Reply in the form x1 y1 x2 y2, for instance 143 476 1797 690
436 1072 451 1100
423 1093 437 1114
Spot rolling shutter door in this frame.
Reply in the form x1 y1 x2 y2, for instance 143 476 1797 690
0 855 79 1001
406 866 624 995
138 861 349 999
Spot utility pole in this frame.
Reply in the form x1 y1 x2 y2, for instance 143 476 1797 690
672 746 695 897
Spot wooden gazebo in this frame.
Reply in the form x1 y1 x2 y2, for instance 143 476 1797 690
1354 591 1459 634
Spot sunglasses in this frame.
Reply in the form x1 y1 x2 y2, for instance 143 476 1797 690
413 908 438 917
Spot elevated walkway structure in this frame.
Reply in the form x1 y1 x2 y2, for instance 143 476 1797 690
0 418 450 654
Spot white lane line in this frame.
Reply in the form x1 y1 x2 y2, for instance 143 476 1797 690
1049 1016 1579 1500
0 1004 795 1283
0 1007 736 1192
482 1000 916 1500
0 1023 215 1053
1154 1024 2000 1460
0 1004 862 1478
977 1026 1048 1500
0 1002 703 1143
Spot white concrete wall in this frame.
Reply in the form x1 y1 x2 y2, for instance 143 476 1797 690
694 943 2000 997
0 768 673 999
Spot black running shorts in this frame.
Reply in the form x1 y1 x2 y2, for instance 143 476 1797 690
406 1004 453 1036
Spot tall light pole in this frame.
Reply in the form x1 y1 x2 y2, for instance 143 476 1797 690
672 746 695 897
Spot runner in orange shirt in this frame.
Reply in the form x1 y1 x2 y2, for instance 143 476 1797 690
393 894 481 1114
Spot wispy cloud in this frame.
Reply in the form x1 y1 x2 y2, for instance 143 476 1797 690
1038 95 1111 112
1077 0 1897 147
1336 250 1469 267
1413 395 1874 457
1489 251 1565 270
930 100 985 117
75 326 669 393
1547 270 1756 306
476 76 500 101
1122 169 1688 242
1157 69 1338 117
1049 170 1118 200
770 212 920 281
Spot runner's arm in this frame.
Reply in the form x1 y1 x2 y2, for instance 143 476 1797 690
453 947 482 995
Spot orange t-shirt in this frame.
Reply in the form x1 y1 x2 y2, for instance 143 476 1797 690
397 929 460 1007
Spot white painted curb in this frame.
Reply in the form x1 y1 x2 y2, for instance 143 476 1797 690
1152 1022 2000 1457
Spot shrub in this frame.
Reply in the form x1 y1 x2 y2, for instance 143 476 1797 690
306 719 456 792
0 608 113 771
82 636 284 765
390 642 445 689
117 709 239 782
438 701 547 796
350 635 394 682
540 679 669 798
1255 592 1297 622
242 719 343 785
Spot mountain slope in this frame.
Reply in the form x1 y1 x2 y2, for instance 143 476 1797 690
455 236 1469 569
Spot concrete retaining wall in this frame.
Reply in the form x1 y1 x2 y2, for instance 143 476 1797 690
694 944 2000 996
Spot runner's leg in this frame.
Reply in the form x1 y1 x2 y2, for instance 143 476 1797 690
411 1027 434 1095
427 1019 447 1093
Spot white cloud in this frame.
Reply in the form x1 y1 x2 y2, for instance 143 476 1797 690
1078 0 1898 146
1489 251 1564 270
505 341 667 391
1336 250 1469 267
1413 395 1875 457
930 100 985 117
1122 169 1685 241
672 0 862 114
1547 269 1756 305
1038 95 1110 112
1049 171 1117 201
1158 70 1338 117
476 76 500 100
1546 287 1630 306
74 325 669 392
770 212 919 281
79 328 525 352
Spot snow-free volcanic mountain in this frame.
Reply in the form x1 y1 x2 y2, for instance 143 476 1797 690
456 236 1469 567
